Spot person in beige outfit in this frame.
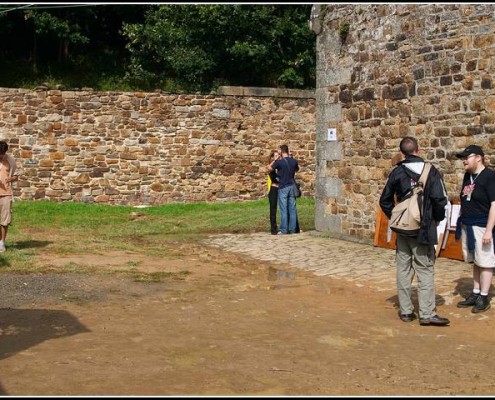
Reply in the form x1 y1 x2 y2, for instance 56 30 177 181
0 141 18 252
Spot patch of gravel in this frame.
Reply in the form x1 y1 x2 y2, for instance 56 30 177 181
0 273 171 308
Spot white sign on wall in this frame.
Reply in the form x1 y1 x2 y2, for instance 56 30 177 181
327 128 337 141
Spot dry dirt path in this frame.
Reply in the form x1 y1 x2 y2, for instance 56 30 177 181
0 232 494 396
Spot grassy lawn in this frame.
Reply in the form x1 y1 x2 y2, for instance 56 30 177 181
2 198 315 274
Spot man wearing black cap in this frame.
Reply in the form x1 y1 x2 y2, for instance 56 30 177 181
455 144 495 313
380 136 450 326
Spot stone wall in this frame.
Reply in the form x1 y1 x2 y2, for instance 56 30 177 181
0 86 315 205
311 3 495 244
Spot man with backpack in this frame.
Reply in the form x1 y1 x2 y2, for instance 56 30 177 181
379 136 450 326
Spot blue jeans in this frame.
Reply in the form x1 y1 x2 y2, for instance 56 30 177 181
278 184 298 234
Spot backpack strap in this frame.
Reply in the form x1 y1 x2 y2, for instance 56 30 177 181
283 157 295 182
402 162 431 188
418 162 431 187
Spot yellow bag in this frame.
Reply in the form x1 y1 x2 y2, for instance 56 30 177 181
266 175 272 192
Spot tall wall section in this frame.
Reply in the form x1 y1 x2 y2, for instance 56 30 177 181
311 3 495 243
0 86 315 205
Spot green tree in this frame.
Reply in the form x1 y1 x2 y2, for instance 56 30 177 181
0 4 315 91
122 4 315 92
24 8 92 72
0 4 147 89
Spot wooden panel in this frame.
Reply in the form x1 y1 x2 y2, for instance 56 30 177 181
438 200 464 261
373 204 463 261
438 229 464 261
373 206 396 250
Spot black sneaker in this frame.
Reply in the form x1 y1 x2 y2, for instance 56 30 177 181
472 295 491 313
399 312 417 322
457 292 479 308
419 315 450 326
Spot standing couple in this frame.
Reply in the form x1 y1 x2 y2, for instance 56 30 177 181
266 144 300 235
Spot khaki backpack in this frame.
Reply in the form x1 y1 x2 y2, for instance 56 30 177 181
389 163 431 236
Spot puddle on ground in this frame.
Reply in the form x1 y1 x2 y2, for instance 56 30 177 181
268 266 296 281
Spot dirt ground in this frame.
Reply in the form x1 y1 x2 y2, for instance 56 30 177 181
1 240 495 396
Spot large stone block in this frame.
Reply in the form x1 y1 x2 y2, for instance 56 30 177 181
314 201 342 233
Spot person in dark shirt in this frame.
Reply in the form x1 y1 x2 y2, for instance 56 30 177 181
266 149 300 235
267 150 281 235
454 145 495 313
267 144 299 234
379 136 449 326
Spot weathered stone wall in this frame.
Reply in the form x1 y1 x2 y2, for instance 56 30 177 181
311 3 495 243
0 86 315 205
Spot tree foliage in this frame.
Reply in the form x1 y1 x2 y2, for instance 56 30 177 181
123 4 315 92
0 4 315 92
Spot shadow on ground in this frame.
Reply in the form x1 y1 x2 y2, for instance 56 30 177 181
0 308 89 395
386 290 448 309
452 277 482 298
0 308 90 361
11 240 53 250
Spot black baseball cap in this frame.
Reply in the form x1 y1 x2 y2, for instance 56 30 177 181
455 145 484 158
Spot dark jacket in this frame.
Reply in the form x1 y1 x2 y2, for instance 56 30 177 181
379 155 448 245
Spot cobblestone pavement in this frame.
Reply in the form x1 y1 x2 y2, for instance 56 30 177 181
203 231 476 307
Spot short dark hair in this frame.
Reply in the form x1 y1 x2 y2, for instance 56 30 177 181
279 144 289 154
399 136 418 156
0 141 8 155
